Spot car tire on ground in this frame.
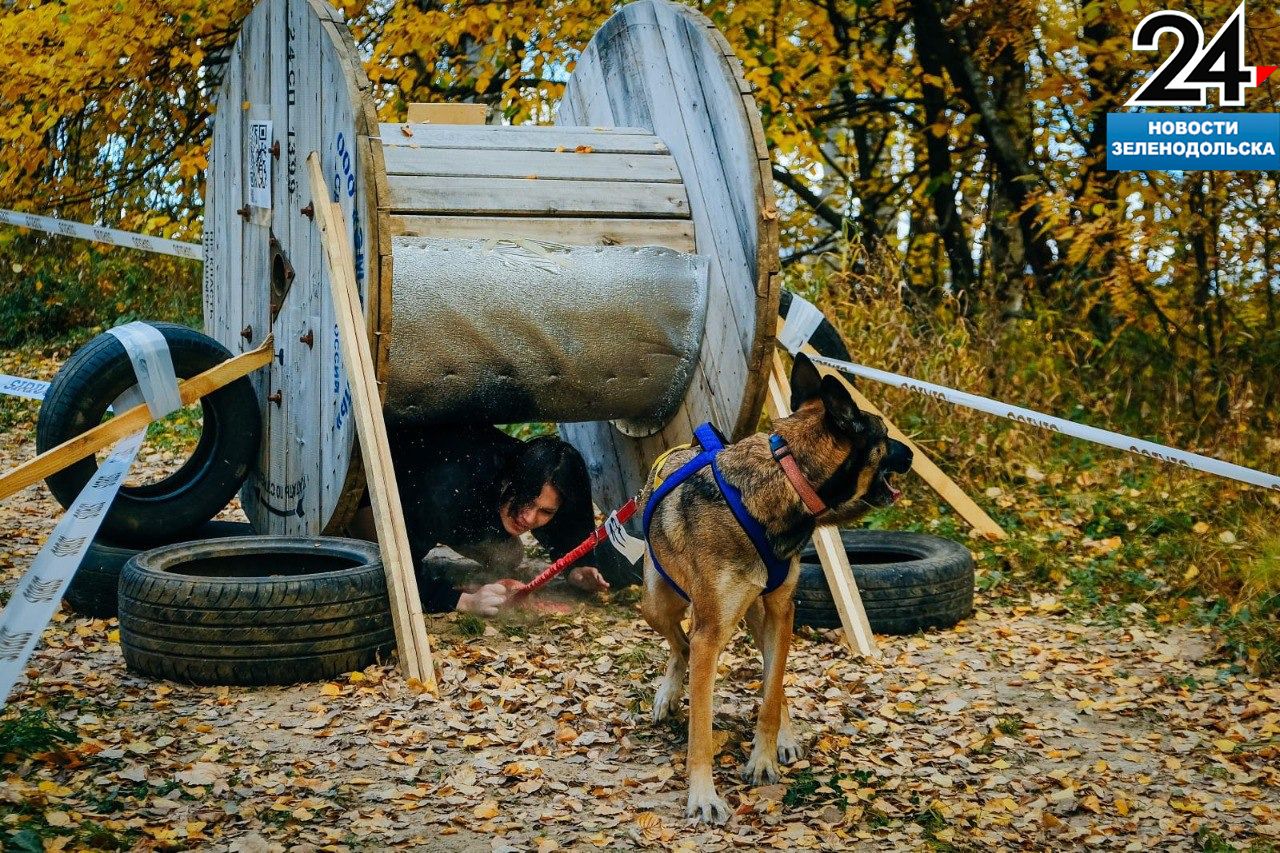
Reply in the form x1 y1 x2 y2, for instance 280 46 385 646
64 521 255 619
793 530 974 635
117 536 394 686
36 322 261 548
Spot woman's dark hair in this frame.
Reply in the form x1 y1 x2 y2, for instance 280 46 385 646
499 436 587 512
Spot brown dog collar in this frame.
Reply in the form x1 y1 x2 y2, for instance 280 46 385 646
768 433 828 516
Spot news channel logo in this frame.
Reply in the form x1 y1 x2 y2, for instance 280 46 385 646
1108 1 1277 170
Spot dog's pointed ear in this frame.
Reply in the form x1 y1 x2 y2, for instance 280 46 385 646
789 353 822 410
821 374 864 435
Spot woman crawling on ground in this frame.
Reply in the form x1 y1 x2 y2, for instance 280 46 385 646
350 424 610 616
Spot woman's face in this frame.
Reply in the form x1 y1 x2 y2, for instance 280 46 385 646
501 482 561 537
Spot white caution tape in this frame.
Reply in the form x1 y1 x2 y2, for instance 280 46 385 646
108 323 182 419
0 323 182 706
605 509 646 564
808 353 1280 493
0 388 145 705
778 294 826 355
0 374 49 401
0 207 201 261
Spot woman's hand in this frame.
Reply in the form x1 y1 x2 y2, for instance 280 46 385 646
567 565 610 593
456 582 511 617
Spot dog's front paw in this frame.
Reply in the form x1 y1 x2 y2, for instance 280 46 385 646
742 748 781 785
686 790 731 825
777 728 805 765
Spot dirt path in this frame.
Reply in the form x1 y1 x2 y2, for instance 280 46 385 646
2 421 1279 850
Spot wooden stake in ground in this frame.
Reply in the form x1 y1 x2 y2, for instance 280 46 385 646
777 319 1007 541
765 352 879 658
0 339 274 503
307 153 438 693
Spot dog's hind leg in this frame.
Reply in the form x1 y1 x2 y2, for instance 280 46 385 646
641 578 689 724
742 584 801 785
745 599 803 770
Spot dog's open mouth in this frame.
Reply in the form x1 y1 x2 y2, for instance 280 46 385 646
882 473 901 503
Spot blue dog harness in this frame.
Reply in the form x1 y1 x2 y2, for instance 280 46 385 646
642 423 792 601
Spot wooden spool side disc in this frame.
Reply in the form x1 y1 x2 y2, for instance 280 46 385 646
204 0 389 535
556 0 780 514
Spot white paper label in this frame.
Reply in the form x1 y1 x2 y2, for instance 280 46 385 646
605 511 646 565
248 120 273 209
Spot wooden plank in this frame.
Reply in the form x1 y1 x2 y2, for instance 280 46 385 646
846 386 1006 540
595 2 747 432
240 2 276 532
0 340 275 503
381 145 683 183
388 175 690 218
317 14 364 535
379 123 667 153
308 152 437 692
765 351 878 657
390 215 695 251
669 13 760 286
269 0 305 536
557 39 616 127
406 102 489 124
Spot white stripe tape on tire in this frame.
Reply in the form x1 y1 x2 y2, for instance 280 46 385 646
0 389 144 705
107 323 182 419
0 207 201 261
778 294 826 355
808 353 1280 492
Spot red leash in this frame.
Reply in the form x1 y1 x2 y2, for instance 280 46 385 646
513 497 638 598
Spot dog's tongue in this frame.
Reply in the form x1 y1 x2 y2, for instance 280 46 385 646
888 481 902 502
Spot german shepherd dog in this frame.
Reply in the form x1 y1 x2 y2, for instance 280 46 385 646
641 354 913 823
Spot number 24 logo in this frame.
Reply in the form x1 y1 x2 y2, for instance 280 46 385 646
1126 2 1275 107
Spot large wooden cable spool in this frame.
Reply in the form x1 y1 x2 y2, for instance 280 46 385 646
204 0 778 535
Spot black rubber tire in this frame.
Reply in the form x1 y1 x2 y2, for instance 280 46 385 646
65 521 255 619
117 536 393 686
793 530 974 635
36 322 261 548
778 290 852 361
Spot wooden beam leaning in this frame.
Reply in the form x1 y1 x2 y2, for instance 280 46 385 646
775 318 1007 541
765 352 879 658
306 153 438 693
839 385 1007 541
0 339 275 503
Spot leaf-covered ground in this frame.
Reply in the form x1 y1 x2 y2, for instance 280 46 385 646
2 355 1280 850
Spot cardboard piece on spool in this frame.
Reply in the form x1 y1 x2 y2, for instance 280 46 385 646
406 103 490 125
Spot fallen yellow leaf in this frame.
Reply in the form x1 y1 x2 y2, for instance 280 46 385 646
473 800 500 819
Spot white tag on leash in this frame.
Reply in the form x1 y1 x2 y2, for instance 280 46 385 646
777 294 825 355
0 389 145 706
605 511 646 564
